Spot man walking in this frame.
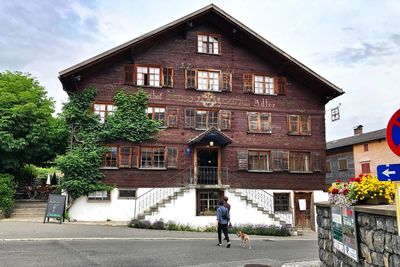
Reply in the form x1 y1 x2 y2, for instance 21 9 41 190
216 200 230 248
223 196 232 228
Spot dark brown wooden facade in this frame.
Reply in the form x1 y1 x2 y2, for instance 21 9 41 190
59 5 343 191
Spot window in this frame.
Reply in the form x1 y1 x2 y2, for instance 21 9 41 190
247 112 271 133
118 189 137 199
288 115 311 135
185 108 231 130
197 190 220 216
140 147 165 169
361 162 371 174
197 34 220 55
338 158 348 171
197 70 220 91
364 143 369 152
94 103 115 123
248 151 271 171
88 191 110 201
254 75 274 95
221 73 232 91
186 69 196 89
102 147 118 168
274 193 290 212
119 147 132 168
167 107 178 128
147 107 166 127
167 147 178 168
289 152 310 172
326 161 332 173
162 68 173 87
136 66 161 87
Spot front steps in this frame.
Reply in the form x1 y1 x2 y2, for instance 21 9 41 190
3 200 47 221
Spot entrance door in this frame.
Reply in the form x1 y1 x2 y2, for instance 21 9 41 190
197 148 218 184
294 192 312 229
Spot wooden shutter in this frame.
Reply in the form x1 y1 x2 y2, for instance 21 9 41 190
219 110 231 130
274 76 287 95
185 69 196 89
311 152 321 172
162 68 173 87
167 107 178 128
288 115 299 134
184 108 196 129
237 150 248 170
300 115 311 135
282 150 289 171
131 147 139 168
119 147 132 168
167 147 178 168
221 73 232 92
243 74 254 93
272 150 282 171
123 64 135 85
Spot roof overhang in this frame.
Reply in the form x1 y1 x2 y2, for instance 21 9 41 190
188 127 233 146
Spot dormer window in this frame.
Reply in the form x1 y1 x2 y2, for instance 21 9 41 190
197 33 221 55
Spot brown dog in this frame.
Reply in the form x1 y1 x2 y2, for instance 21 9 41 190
237 230 251 249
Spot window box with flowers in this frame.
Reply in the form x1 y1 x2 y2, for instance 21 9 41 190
328 174 395 206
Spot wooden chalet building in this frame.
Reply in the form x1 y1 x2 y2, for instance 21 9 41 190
59 5 343 229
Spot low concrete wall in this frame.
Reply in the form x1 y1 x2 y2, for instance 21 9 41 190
316 202 399 267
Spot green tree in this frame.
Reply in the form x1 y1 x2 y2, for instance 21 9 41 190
0 71 69 175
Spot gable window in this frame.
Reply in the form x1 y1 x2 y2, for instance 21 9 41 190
274 193 290 212
197 34 220 55
254 75 274 95
102 147 118 168
185 108 231 130
140 147 166 169
288 115 311 135
361 162 371 174
124 64 173 87
247 112 271 133
88 191 110 201
289 151 310 172
338 158 348 171
248 151 271 171
147 107 166 127
94 103 115 123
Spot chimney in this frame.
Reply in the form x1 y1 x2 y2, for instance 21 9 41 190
353 125 363 135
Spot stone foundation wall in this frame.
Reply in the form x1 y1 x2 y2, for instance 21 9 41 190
316 202 399 267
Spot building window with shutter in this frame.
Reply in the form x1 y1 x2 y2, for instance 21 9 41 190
136 66 161 87
94 103 115 123
361 162 371 174
289 151 310 172
248 151 271 171
197 70 220 91
288 114 311 135
118 189 137 199
254 75 274 95
88 191 110 201
185 108 230 130
274 193 290 212
338 158 348 171
102 147 118 168
140 147 166 169
147 107 166 127
167 147 178 168
197 33 221 55
247 112 271 133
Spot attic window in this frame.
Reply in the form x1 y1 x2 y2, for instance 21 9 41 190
197 33 220 55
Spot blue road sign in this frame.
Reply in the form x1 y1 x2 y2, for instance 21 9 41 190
377 164 400 181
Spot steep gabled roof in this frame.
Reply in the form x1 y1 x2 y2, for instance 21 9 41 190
59 4 344 100
188 127 233 146
327 129 386 150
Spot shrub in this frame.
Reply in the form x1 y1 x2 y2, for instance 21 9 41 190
0 174 16 218
229 224 291 236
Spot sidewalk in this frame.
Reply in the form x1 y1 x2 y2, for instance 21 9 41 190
0 220 317 241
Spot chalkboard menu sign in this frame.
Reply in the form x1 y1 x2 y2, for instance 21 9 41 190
43 194 66 224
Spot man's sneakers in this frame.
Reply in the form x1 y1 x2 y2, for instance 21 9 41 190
226 242 231 248
217 243 222 246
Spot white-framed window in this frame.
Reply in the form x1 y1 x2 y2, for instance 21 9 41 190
197 70 220 91
94 103 115 123
88 191 110 201
254 75 274 95
147 107 166 127
137 66 161 87
197 34 220 55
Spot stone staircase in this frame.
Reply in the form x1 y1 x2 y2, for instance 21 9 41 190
4 200 47 221
136 187 190 220
228 188 293 229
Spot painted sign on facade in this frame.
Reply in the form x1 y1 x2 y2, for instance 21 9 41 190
331 206 359 262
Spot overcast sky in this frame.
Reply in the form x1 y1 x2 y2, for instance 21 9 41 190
1 0 399 141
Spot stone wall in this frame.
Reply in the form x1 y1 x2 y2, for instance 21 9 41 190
316 202 399 267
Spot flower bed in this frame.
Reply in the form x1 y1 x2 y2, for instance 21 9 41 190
328 174 395 206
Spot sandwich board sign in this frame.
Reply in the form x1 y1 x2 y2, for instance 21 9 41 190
43 194 66 224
